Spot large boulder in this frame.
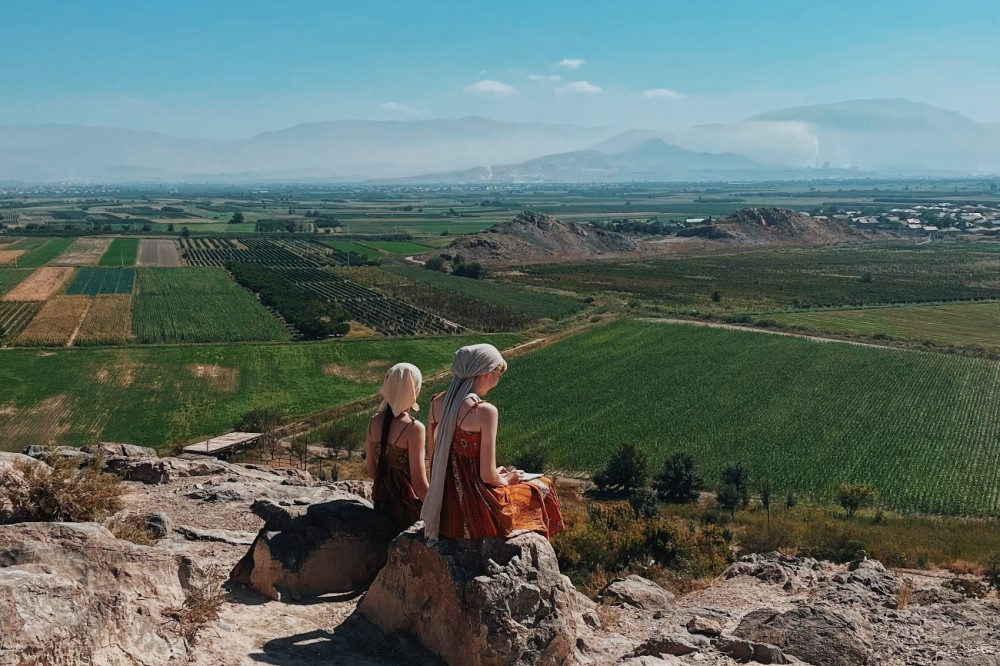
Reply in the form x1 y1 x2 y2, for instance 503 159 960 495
599 575 675 610
735 606 873 666
360 528 592 666
229 491 397 601
0 522 198 665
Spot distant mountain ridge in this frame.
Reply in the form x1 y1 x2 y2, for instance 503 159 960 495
0 99 996 182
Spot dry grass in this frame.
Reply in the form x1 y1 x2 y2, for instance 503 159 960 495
595 599 623 629
106 512 156 546
165 564 228 645
14 295 90 346
3 266 75 301
76 294 134 345
895 581 914 609
0 249 26 265
0 449 126 523
187 364 239 392
54 238 110 266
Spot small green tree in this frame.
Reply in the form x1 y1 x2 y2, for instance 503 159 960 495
229 211 245 225
758 479 774 530
837 483 877 518
716 483 742 518
653 452 704 504
423 256 446 272
721 462 750 507
628 486 659 519
320 423 362 459
593 442 649 493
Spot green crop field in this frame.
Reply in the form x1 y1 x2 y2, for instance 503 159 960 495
362 240 433 255
511 245 1000 312
97 239 139 267
0 268 34 297
16 237 75 267
8 238 49 252
321 240 380 259
769 302 1000 350
66 268 135 295
132 267 291 343
490 319 1000 515
0 333 521 448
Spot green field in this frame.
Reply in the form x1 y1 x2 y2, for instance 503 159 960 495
490 319 1000 515
66 268 135 295
770 302 1000 350
132 267 291 343
0 268 33 297
15 237 75 267
362 240 433 255
321 240 381 259
97 239 139 267
0 333 521 448
8 238 49 252
511 245 1000 312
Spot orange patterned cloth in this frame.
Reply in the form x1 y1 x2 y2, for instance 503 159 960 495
433 407 564 540
373 442 422 531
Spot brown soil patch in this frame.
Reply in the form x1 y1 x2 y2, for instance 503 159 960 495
3 267 75 302
54 238 111 266
343 321 379 339
14 296 91 346
322 360 388 383
0 394 73 447
188 364 239 393
137 239 182 267
0 250 26 265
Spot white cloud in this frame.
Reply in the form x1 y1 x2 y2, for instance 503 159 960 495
529 74 561 82
559 80 602 94
465 79 517 97
379 101 421 116
642 88 685 99
556 58 585 69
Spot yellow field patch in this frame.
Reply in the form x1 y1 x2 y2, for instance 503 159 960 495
0 250 26 265
54 237 111 266
187 364 239 392
76 295 134 345
3 267 75 302
14 295 91 346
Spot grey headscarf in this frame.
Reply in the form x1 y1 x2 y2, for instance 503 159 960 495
420 343 506 540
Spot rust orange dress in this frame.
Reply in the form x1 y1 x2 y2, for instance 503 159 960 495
434 398 564 540
371 420 422 531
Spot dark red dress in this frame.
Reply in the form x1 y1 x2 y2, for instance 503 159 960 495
372 420 422 531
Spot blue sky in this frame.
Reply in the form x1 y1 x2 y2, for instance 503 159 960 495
1 0 997 137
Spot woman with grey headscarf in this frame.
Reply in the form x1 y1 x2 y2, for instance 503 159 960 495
420 343 564 541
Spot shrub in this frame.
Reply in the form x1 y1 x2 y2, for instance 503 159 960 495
721 462 750 506
653 452 704 504
0 451 125 523
716 483 743 518
510 447 548 473
984 553 1000 591
452 261 485 279
424 255 446 272
320 422 362 459
107 513 157 546
593 442 649 493
165 565 227 644
837 483 877 518
628 486 660 519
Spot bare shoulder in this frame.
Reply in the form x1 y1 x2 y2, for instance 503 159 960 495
475 401 499 422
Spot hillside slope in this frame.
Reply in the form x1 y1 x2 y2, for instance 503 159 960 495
678 207 870 244
445 211 639 262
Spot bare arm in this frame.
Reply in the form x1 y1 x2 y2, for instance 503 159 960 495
365 417 378 480
407 421 429 501
476 403 522 487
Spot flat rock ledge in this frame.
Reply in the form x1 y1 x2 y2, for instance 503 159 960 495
360 528 595 666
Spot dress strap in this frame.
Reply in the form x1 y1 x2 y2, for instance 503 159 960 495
456 394 485 430
391 418 414 447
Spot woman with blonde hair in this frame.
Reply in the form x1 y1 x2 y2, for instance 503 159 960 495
366 362 429 531
421 343 563 541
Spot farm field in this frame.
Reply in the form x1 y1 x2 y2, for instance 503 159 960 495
132 267 291 343
137 239 181 267
66 268 135 295
14 295 91 346
769 302 1000 350
510 244 1000 312
0 249 26 265
97 238 139 267
15 237 75 267
75 295 134 345
56 237 110 265
0 268 33 297
321 240 380 259
0 333 522 448
490 318 1000 515
0 302 42 341
362 240 433 255
2 267 75 302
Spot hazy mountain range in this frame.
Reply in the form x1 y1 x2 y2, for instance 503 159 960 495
0 99 996 183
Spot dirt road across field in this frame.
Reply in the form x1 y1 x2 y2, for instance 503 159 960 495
644 317 899 351
137 239 182 267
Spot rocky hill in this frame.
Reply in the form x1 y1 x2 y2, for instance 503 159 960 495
2 447 998 665
678 207 870 245
445 211 639 263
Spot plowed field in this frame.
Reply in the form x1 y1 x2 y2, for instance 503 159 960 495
2 267 75 302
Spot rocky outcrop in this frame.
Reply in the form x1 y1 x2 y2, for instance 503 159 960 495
678 207 870 245
0 522 197 665
230 491 398 601
735 606 871 665
360 528 594 666
600 575 676 610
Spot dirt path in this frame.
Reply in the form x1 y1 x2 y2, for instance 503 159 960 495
65 298 94 347
643 317 902 351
